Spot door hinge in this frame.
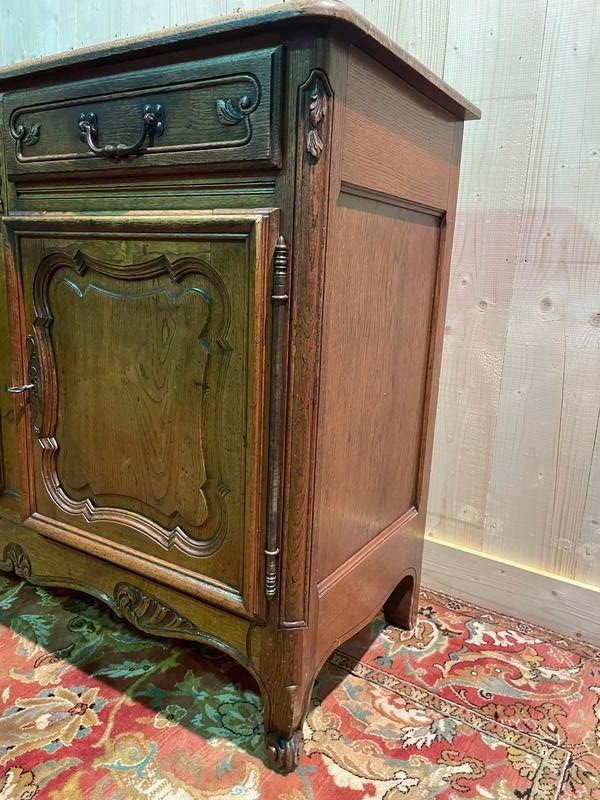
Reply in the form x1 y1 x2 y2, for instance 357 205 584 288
271 235 289 303
265 234 290 598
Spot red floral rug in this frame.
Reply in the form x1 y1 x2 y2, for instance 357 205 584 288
0 573 598 799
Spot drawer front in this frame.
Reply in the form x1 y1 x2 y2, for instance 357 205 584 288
5 211 278 619
4 48 282 178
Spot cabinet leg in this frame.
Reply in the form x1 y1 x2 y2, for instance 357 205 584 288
262 673 316 772
383 572 419 631
265 728 304 772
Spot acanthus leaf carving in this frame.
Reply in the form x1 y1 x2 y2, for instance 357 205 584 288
18 122 41 147
0 543 32 579
306 128 324 161
216 94 253 126
11 122 42 157
303 70 333 162
114 582 199 639
309 86 327 128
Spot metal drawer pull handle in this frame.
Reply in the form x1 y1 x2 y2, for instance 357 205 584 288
7 383 34 393
78 104 165 159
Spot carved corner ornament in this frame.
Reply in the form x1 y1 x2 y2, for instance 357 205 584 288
13 122 41 147
0 543 32 578
216 94 253 125
303 69 333 162
10 121 41 160
215 78 260 128
114 582 199 640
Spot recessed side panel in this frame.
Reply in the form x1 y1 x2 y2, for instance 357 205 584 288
314 40 463 591
314 189 442 581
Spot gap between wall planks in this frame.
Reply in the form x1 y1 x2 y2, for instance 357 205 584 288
1 0 599 594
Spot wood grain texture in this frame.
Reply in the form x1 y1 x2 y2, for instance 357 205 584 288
34 253 216 550
3 47 282 177
314 191 441 580
482 0 596 573
426 0 548 547
0 106 20 514
7 212 277 617
279 48 336 626
425 0 600 593
566 0 600 585
368 0 449 77
341 46 456 211
579 443 600 584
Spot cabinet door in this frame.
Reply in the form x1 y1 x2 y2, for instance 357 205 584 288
5 212 279 619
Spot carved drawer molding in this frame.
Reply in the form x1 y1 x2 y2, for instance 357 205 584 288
4 47 282 177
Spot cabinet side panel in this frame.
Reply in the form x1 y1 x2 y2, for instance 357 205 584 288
314 48 462 583
342 45 455 211
315 192 441 580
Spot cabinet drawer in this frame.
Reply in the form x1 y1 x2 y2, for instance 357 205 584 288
4 47 282 178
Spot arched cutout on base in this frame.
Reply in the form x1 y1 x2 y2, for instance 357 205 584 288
383 569 419 631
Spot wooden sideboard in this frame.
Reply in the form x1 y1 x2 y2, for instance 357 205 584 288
0 0 478 771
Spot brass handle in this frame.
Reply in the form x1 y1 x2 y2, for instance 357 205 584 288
78 104 165 159
7 383 34 393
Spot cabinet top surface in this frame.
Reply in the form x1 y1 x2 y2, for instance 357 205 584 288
0 0 480 121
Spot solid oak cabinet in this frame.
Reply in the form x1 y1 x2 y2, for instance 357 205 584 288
0 0 478 772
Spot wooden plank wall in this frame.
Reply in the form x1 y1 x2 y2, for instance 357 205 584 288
2 0 599 633
429 0 600 589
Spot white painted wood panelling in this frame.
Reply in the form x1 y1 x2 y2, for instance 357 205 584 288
2 1 600 621
482 0 595 574
427 0 548 549
368 0 449 76
570 0 600 584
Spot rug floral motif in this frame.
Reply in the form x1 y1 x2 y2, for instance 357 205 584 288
0 572 598 798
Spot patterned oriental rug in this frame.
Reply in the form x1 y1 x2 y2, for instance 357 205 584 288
0 574 598 800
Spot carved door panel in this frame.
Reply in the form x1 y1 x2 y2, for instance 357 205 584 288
6 212 278 619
